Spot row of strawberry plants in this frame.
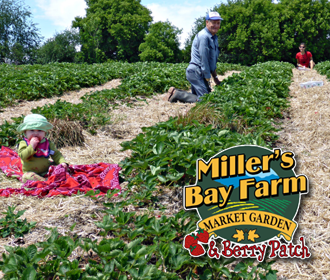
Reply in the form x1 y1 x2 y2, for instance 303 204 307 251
0 62 145 107
314 61 330 77
0 62 245 108
0 191 277 280
0 62 246 146
121 61 293 188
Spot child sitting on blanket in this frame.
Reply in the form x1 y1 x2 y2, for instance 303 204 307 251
17 114 68 183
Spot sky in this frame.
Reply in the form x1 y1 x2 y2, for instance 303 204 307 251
24 0 225 48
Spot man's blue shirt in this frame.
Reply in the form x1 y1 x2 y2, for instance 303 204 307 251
189 27 220 79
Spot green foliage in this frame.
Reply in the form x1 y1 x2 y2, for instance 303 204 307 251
185 0 330 65
139 21 183 63
216 62 248 75
0 0 42 64
0 206 36 238
0 61 246 109
121 121 266 188
121 61 293 188
72 0 152 63
204 61 292 129
0 61 136 108
0 61 246 147
0 119 21 147
274 0 330 64
0 197 278 279
36 29 81 64
216 0 282 64
314 60 330 77
0 227 80 280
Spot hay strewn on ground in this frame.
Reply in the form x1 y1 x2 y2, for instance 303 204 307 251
0 69 327 279
273 68 330 280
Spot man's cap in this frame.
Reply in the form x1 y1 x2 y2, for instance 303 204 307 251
206 11 223 21
17 114 53 132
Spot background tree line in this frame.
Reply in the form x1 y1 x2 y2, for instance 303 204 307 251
186 0 330 65
1 0 330 65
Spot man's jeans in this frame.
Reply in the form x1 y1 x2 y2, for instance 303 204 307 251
186 64 211 100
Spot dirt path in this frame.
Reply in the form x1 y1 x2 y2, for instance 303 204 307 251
273 68 330 280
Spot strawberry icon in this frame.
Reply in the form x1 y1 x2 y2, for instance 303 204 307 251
183 233 198 249
189 243 205 257
196 228 209 244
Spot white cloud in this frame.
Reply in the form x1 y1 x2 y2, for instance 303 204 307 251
146 3 212 48
35 0 87 29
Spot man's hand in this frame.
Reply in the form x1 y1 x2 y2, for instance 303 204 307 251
30 137 40 150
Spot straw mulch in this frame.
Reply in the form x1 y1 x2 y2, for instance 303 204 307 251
48 119 85 148
0 72 238 262
273 68 330 280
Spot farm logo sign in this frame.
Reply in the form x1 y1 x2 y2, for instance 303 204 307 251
183 145 311 261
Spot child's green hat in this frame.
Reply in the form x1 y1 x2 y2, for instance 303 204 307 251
17 114 53 132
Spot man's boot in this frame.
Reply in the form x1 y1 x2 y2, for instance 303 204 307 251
169 89 198 103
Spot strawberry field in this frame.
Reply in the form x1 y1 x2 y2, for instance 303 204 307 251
0 60 295 279
0 62 245 146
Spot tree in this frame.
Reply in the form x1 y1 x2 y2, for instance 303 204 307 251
139 21 182 63
37 29 81 64
275 0 330 64
72 0 152 63
216 0 280 65
184 0 330 65
0 0 42 64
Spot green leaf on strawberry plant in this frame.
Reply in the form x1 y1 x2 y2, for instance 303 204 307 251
126 238 144 250
21 265 37 280
200 269 212 280
221 267 232 278
157 175 167 182
150 165 161 175
234 262 247 272
152 142 165 154
26 245 37 262
265 271 277 280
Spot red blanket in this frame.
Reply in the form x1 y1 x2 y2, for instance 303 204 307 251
0 146 121 197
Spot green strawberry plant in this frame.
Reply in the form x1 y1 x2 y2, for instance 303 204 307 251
315 61 330 77
120 61 293 190
0 62 246 147
0 206 36 238
0 192 278 279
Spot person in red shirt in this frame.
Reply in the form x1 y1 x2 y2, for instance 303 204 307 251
296 43 315 69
